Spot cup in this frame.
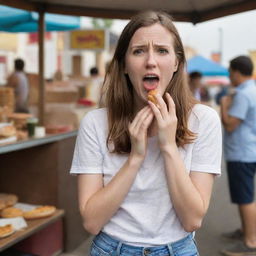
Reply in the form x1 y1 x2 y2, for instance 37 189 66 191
27 117 38 137
34 126 45 138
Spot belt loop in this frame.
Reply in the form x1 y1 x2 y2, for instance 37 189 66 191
167 243 174 256
114 241 122 256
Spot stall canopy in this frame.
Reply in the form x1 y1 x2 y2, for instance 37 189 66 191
1 0 256 24
1 0 253 124
187 55 229 76
0 5 80 32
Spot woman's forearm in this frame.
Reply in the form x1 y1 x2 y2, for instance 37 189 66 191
162 146 208 232
81 106 154 235
81 156 142 235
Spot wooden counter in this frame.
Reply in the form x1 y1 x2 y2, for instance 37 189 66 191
0 131 77 155
0 209 64 252
0 132 88 252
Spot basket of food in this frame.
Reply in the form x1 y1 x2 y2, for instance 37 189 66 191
0 87 15 112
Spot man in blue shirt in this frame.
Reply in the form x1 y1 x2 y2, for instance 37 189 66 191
221 56 256 255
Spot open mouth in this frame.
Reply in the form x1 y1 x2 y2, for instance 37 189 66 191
143 74 159 91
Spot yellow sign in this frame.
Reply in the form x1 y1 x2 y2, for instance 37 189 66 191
249 50 256 78
0 33 17 51
70 30 106 50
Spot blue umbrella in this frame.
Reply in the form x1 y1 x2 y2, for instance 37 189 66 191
0 5 80 32
187 55 229 76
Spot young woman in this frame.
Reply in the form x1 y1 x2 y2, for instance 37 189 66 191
70 10 222 256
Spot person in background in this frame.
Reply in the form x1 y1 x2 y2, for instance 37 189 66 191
188 71 203 101
220 56 256 255
71 10 222 256
53 70 63 81
215 84 229 105
7 58 29 113
86 66 104 105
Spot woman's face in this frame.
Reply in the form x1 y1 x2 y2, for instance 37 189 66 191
125 23 179 105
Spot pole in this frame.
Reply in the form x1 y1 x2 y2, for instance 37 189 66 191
38 10 45 125
219 27 223 65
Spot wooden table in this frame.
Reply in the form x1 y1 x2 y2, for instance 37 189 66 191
0 132 88 252
0 209 64 252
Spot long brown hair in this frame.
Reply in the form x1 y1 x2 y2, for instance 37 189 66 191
103 10 196 154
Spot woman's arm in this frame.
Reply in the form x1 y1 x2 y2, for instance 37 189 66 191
162 146 215 232
78 157 141 235
78 106 154 235
149 93 218 232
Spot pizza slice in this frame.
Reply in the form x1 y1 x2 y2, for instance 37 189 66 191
23 205 56 220
0 224 14 239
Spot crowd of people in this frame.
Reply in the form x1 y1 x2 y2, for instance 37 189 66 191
187 55 256 254
188 56 256 256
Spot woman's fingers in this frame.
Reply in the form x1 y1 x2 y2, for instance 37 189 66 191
155 93 169 118
140 111 154 132
129 106 150 131
148 100 164 125
148 92 177 148
133 108 152 134
129 106 152 136
129 106 154 157
148 93 177 120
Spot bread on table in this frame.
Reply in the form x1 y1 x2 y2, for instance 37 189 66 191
23 205 56 219
1 207 23 218
0 224 14 238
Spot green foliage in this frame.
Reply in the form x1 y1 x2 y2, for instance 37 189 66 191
91 18 114 29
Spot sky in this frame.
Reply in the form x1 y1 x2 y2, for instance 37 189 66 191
82 9 256 68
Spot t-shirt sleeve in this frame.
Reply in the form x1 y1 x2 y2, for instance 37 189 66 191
190 108 222 175
70 111 103 174
228 93 249 121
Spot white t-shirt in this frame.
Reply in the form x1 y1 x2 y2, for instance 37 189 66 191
70 104 222 246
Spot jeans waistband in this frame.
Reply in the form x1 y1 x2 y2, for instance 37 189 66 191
93 231 194 255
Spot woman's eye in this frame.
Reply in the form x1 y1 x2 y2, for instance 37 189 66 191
133 49 144 55
158 48 169 54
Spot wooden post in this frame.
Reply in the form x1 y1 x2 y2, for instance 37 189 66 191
96 51 105 76
72 55 82 77
38 10 45 125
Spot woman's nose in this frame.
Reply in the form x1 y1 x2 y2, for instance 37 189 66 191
146 51 157 68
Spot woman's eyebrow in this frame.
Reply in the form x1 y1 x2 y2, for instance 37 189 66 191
153 43 171 48
131 43 171 48
130 44 147 49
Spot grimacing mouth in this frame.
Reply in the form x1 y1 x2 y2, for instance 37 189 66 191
143 74 159 82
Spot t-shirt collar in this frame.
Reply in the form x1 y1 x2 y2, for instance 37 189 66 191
236 79 255 91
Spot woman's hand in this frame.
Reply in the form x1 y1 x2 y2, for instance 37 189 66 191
148 92 177 152
128 106 154 159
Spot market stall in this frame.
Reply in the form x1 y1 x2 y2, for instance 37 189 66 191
0 0 255 254
0 5 81 125
0 208 64 254
0 131 86 252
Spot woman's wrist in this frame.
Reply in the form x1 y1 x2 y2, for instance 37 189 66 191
127 153 144 169
161 144 179 157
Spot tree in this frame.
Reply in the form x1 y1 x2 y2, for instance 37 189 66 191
91 18 114 29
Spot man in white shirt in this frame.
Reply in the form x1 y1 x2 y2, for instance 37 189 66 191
7 58 29 113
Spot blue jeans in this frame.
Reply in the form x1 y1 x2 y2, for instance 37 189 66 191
90 232 199 256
